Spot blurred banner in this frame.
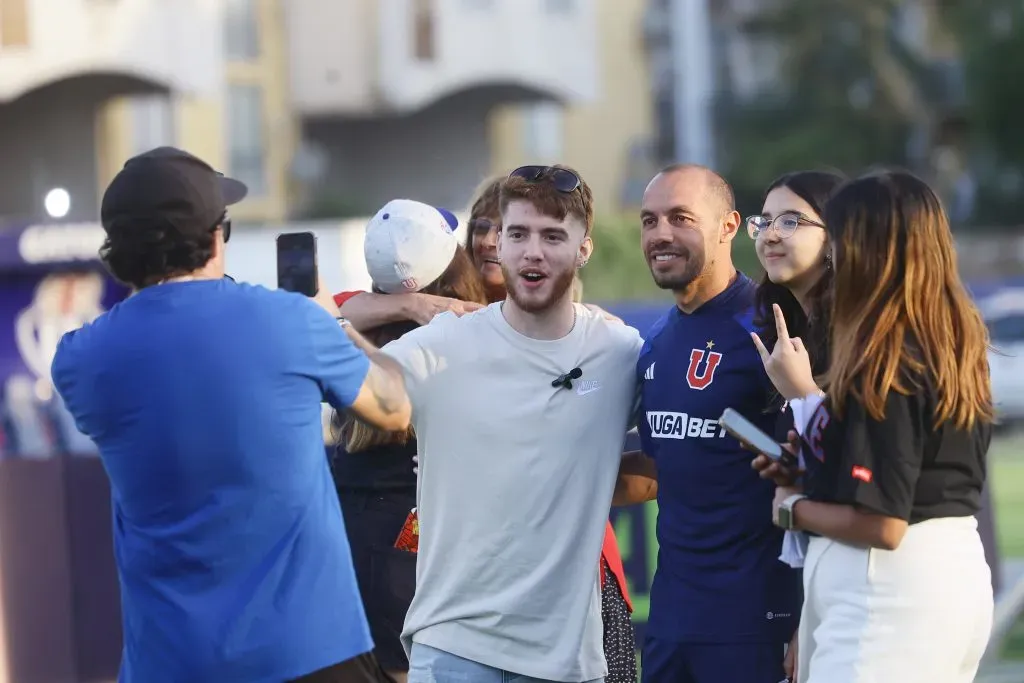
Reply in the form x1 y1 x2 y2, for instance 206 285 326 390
0 221 127 682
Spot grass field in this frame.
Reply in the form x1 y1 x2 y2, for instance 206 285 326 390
988 430 1024 660
991 431 1024 559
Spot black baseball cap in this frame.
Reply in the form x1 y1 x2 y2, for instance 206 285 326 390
100 146 248 236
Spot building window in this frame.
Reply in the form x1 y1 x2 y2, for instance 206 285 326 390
413 0 435 61
0 0 30 48
520 102 564 163
225 0 259 61
227 84 268 197
131 95 176 154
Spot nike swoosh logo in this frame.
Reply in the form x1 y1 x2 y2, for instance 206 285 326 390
576 387 600 396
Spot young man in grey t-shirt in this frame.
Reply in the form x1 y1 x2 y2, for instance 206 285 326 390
382 166 642 683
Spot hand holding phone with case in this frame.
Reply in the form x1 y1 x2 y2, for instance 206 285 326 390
718 408 799 471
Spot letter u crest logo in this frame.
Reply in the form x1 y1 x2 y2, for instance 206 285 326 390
686 349 722 390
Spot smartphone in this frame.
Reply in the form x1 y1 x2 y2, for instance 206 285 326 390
276 232 318 296
718 408 793 466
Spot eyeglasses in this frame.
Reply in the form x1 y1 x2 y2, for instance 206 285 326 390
508 165 581 194
746 212 824 240
469 217 499 234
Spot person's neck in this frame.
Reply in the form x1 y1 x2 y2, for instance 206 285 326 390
501 295 576 340
156 265 223 286
792 286 812 316
674 263 738 314
790 272 824 317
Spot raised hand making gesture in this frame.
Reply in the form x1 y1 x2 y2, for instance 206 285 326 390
750 303 820 400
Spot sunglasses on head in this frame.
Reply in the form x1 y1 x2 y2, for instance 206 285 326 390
508 165 581 194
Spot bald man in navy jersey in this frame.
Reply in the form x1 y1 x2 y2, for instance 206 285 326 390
615 165 802 683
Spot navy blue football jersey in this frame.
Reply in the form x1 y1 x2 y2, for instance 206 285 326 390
637 274 802 643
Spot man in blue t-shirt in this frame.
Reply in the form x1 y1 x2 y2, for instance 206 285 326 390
615 165 802 683
50 147 411 683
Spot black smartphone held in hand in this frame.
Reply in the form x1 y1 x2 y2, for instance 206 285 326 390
719 408 797 470
276 231 318 297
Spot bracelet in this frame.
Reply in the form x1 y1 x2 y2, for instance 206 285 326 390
335 316 351 328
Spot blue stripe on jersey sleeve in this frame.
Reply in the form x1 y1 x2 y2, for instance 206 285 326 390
732 306 757 335
638 308 674 361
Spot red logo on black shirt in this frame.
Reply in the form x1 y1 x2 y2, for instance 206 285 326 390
686 343 722 390
851 465 873 483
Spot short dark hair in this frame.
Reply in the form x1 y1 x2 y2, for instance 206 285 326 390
499 165 594 232
658 163 736 214
100 215 219 289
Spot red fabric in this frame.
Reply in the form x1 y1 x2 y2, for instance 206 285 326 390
600 521 633 612
333 290 363 308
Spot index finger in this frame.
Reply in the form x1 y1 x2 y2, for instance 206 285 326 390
772 303 790 343
750 332 770 363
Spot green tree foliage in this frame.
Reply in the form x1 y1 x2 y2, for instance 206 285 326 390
718 0 932 214
936 0 1024 226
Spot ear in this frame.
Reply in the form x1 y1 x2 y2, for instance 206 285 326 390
577 235 594 268
719 210 741 243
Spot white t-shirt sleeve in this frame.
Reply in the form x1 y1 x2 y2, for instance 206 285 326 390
380 312 454 414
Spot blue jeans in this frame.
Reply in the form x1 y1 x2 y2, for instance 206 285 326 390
408 643 605 683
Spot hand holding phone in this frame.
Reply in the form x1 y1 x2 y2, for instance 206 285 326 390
719 409 800 474
276 231 319 297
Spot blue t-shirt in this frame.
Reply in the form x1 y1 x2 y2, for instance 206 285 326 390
51 279 373 683
637 274 802 644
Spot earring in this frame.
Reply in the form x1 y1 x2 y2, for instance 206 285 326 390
824 253 833 270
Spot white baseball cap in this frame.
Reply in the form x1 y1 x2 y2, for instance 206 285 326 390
364 199 460 294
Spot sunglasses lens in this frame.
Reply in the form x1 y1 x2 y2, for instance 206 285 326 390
510 165 543 181
551 169 580 193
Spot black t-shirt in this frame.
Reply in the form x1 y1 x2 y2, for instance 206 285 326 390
331 439 417 494
801 387 990 524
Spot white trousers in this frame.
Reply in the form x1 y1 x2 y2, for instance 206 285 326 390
798 516 994 683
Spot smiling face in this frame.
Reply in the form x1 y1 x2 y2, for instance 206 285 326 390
469 215 505 296
755 186 829 296
640 168 730 292
498 199 592 313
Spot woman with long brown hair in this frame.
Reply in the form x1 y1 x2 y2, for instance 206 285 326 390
747 169 846 681
332 200 487 683
751 170 994 682
749 170 846 392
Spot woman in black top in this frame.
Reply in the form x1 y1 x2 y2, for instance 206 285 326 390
751 171 994 683
333 202 487 683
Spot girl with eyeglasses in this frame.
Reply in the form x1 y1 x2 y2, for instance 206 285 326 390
744 170 846 681
751 171 994 682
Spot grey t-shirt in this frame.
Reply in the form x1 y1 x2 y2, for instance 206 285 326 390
382 303 643 682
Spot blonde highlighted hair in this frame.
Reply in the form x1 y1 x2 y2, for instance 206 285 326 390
824 171 992 429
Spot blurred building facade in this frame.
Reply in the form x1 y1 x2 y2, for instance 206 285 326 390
488 0 656 215
1 0 652 225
